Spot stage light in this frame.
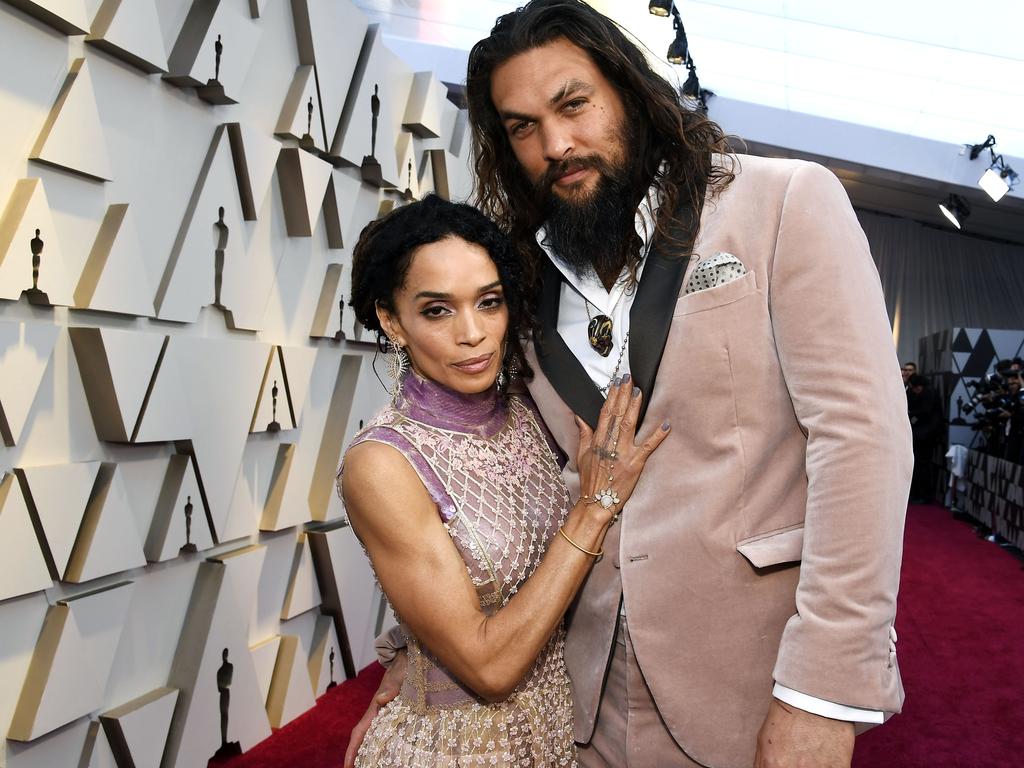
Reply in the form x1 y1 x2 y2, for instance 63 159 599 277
964 135 1019 202
667 5 689 65
977 158 1019 202
938 194 970 230
968 135 996 161
649 0 673 16
682 66 699 96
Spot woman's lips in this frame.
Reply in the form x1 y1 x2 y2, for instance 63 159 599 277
452 353 493 374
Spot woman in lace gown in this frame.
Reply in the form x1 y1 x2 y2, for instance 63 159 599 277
337 195 668 766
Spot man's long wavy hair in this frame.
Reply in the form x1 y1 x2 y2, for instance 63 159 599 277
466 0 735 293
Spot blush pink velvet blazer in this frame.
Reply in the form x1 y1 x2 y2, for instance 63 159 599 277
524 154 913 768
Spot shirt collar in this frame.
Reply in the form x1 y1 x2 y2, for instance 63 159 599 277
535 181 660 312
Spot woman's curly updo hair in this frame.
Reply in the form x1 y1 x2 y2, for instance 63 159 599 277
349 194 533 381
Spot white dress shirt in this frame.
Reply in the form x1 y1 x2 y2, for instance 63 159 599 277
535 190 885 726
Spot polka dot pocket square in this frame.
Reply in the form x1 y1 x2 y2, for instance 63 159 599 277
683 251 747 295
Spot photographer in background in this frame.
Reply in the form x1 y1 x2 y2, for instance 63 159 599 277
907 374 944 503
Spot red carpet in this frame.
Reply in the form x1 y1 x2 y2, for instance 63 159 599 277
853 504 1024 767
222 504 1024 767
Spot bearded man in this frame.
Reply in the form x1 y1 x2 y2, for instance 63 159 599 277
347 2 912 767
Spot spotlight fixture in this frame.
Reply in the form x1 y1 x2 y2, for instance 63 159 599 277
964 135 1019 202
649 0 673 17
681 65 699 97
667 6 689 65
938 194 970 230
968 135 997 161
978 156 1019 202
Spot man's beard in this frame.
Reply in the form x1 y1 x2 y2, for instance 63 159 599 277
537 154 639 282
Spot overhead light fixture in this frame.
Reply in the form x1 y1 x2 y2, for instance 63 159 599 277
666 5 689 64
964 135 1019 202
968 135 997 161
649 0 673 16
682 65 700 96
938 194 970 230
978 156 1019 202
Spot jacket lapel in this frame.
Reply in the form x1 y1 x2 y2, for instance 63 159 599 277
535 258 606 429
534 182 707 430
629 189 705 427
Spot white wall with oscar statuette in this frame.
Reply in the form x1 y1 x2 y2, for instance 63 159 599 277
0 0 470 764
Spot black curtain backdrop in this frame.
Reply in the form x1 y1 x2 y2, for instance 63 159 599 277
857 209 1024 365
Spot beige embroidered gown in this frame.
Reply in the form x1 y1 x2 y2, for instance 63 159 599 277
339 373 577 766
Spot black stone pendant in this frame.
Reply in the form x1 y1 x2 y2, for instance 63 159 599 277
588 314 614 357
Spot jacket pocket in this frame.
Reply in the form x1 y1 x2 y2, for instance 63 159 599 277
736 523 804 568
673 269 758 316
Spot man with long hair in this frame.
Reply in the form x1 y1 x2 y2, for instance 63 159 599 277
466 2 911 766
349 2 912 767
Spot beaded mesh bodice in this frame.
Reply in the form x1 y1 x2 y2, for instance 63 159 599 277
340 373 577 766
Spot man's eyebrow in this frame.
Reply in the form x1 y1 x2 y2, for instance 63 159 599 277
414 281 502 300
498 80 594 123
550 79 593 105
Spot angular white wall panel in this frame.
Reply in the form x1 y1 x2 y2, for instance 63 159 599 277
0 179 74 306
277 148 333 238
332 25 414 189
62 581 135 699
275 65 321 146
0 473 53 602
250 346 288 434
100 687 178 768
8 603 103 741
210 543 266 643
68 327 166 443
155 126 248 325
309 262 344 341
308 613 342 696
87 0 168 74
280 345 318 429
226 122 280 224
308 520 381 673
291 0 368 151
249 635 280 705
164 560 270 768
265 634 315 728
64 463 146 584
145 455 212 562
165 0 261 101
130 337 192 445
16 461 101 579
30 58 113 182
0 321 60 447
280 534 321 620
3 0 88 35
75 204 156 317
159 336 270 539
402 71 446 138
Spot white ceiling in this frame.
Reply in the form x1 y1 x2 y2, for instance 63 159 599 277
355 0 1024 159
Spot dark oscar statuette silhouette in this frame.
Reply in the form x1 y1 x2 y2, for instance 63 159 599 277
333 295 345 342
403 158 415 202
326 647 337 690
299 95 317 152
211 207 236 327
22 228 51 306
360 84 384 186
180 495 198 553
197 33 236 105
267 379 282 433
212 648 242 758
951 395 968 426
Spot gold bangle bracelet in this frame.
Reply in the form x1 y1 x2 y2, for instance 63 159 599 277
558 526 603 559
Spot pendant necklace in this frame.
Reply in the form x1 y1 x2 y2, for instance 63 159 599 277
584 296 621 357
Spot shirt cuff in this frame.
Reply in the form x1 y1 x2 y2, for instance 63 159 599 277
772 683 885 724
